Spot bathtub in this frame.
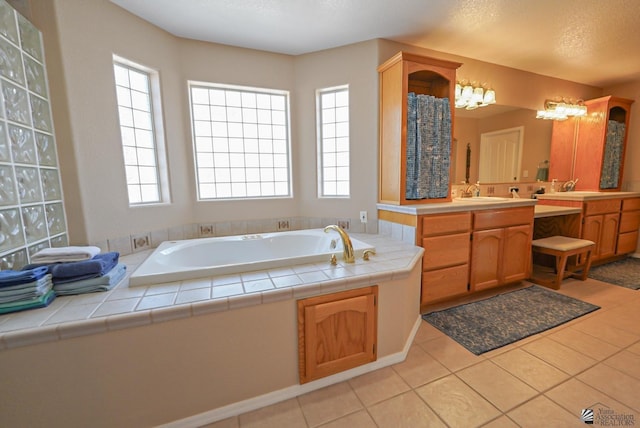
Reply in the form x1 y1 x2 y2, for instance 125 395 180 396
129 228 375 286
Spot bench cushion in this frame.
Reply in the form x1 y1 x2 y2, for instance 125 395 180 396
532 236 595 252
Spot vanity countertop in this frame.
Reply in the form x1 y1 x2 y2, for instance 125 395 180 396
378 197 536 215
537 191 640 202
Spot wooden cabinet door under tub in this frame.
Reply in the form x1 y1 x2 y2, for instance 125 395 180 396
297 286 378 384
470 207 534 292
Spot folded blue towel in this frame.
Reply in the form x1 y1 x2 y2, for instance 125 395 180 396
24 252 120 284
49 251 120 284
0 277 53 303
54 263 127 295
0 266 49 286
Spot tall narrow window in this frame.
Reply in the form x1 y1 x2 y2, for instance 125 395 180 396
189 82 292 200
113 56 168 205
317 86 350 197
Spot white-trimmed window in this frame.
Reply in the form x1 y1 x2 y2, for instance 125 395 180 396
317 85 350 197
189 82 291 200
113 56 169 205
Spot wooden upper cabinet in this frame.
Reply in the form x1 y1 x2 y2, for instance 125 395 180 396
378 52 461 205
573 96 634 191
549 117 578 182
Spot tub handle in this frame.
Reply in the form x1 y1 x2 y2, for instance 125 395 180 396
363 249 376 261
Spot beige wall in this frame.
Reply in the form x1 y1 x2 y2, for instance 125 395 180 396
27 0 639 246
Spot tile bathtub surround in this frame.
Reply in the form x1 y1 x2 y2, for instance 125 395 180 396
95 216 377 257
0 233 420 350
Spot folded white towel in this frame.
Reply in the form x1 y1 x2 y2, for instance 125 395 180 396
31 246 102 263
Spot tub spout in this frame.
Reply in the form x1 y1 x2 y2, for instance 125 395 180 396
323 225 355 263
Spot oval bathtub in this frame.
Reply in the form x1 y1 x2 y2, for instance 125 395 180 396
129 228 375 286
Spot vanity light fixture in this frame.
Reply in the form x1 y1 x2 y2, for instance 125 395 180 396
455 81 496 110
536 99 587 121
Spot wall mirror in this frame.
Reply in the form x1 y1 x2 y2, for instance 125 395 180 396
453 105 553 184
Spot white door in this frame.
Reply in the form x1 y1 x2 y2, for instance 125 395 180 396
479 126 524 182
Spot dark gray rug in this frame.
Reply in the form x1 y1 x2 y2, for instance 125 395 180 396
589 257 640 290
422 285 600 355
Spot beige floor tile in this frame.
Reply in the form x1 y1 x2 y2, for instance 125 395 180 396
200 416 239 428
491 348 569 392
507 395 581 427
348 366 410 406
521 336 597 375
545 378 637 420
627 340 640 356
571 315 640 347
577 364 640 411
547 326 621 361
604 350 640 380
368 391 446 428
420 335 482 372
415 374 501 427
392 344 450 388
238 398 307 428
297 382 363 427
413 321 445 344
316 410 376 428
480 415 520 428
457 360 538 412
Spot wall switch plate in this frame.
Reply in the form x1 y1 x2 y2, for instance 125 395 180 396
359 211 368 223
277 219 290 231
131 233 151 251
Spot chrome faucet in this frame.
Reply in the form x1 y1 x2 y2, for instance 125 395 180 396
324 225 355 263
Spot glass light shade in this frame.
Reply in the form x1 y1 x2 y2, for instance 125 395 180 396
455 83 462 100
483 89 496 105
472 87 484 103
461 85 473 101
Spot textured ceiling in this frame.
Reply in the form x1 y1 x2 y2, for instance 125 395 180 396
111 0 640 87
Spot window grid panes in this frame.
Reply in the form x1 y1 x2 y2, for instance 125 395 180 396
113 61 162 204
190 83 291 200
318 86 349 197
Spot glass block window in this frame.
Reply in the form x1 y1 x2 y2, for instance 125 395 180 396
317 85 350 197
0 1 69 270
113 57 168 205
189 82 291 200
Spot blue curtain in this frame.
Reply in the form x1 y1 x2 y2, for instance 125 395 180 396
600 120 625 189
406 93 451 199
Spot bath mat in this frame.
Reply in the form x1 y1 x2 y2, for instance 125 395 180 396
422 285 599 355
588 257 640 290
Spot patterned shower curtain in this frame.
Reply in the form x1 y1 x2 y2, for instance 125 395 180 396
406 93 451 199
600 120 625 189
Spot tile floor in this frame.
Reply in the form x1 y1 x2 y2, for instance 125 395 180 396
203 278 640 428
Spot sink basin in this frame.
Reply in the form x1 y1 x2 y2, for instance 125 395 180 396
454 196 511 202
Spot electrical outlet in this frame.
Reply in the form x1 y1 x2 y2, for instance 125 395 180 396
277 219 290 231
359 210 368 224
337 219 350 230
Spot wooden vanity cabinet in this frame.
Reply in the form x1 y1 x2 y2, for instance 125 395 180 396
297 286 377 384
378 52 460 205
617 198 640 255
582 199 621 261
470 207 534 291
419 212 471 305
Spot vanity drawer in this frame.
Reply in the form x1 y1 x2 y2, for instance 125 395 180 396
422 264 469 304
584 199 621 215
422 232 470 270
421 212 471 236
619 211 640 233
473 207 534 230
622 198 640 212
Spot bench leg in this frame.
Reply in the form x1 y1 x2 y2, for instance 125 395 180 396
553 253 569 290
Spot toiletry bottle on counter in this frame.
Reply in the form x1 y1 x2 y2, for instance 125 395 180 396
475 181 480 197
551 179 557 193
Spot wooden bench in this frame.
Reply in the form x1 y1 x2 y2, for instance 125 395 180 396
529 236 595 290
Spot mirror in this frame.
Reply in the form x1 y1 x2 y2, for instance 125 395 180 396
453 105 553 184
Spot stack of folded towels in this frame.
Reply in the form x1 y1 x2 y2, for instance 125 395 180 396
24 246 127 296
0 267 55 314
